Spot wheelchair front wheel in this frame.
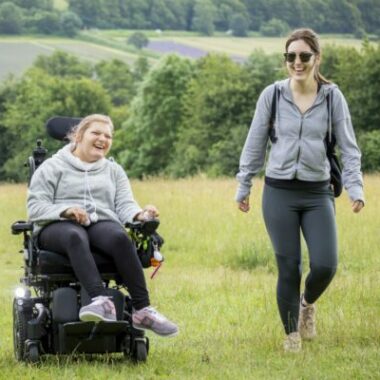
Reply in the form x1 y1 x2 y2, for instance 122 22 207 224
13 298 28 361
132 338 148 363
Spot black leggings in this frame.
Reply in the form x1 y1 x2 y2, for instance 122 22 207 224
38 221 150 310
262 184 337 334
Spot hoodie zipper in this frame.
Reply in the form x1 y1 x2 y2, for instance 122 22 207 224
294 115 304 176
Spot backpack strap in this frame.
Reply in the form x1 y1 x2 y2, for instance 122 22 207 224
269 83 279 143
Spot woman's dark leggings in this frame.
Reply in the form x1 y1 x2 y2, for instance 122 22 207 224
38 221 150 310
262 184 337 334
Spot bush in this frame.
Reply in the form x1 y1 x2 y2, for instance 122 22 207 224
127 32 149 49
260 18 290 37
359 130 380 172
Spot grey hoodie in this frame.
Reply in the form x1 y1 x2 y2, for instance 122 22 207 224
27 144 142 235
236 79 364 202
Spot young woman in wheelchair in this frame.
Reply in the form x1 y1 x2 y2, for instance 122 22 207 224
27 114 178 337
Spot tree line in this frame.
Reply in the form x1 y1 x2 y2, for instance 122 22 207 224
0 0 379 37
0 42 379 182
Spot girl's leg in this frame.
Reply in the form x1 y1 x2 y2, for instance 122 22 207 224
301 189 337 304
86 221 150 310
38 221 106 298
262 185 302 335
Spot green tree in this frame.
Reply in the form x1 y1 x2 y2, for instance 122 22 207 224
359 130 380 172
60 10 82 37
333 41 380 133
33 51 92 78
33 10 61 34
0 68 111 181
95 59 136 106
169 54 253 177
0 2 24 34
230 13 249 37
192 0 216 35
115 54 194 177
127 32 149 49
260 18 290 37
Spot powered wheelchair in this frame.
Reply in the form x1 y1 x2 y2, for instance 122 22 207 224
11 116 164 363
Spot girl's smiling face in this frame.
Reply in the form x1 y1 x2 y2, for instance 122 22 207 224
74 121 113 162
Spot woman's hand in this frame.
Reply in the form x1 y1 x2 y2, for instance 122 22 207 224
352 200 364 213
135 204 160 221
238 197 250 213
61 207 89 225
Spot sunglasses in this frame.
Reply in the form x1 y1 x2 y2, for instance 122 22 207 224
284 52 314 63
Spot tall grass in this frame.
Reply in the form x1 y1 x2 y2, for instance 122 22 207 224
0 177 379 379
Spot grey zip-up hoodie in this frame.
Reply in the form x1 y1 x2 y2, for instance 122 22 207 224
27 144 142 235
236 79 364 202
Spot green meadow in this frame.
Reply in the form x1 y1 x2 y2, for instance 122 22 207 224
0 177 379 379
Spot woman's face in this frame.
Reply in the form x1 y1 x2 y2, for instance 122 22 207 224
75 121 113 162
285 39 319 84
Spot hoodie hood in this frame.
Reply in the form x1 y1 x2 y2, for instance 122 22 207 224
54 144 107 172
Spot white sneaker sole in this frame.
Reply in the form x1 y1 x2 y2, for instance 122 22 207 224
79 311 116 322
132 322 179 337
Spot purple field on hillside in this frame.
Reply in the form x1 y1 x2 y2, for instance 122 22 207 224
147 40 208 58
147 40 246 63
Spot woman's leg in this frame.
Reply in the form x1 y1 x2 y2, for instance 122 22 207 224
86 221 150 310
301 189 337 304
38 221 106 298
262 185 302 335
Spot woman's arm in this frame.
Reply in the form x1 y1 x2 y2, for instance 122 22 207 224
331 88 365 204
27 161 77 223
235 84 273 203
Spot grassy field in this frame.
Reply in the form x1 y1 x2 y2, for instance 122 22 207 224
0 176 379 379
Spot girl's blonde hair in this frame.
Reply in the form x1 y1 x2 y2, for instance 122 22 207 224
67 114 114 143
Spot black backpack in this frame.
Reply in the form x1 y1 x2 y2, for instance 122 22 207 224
269 84 342 197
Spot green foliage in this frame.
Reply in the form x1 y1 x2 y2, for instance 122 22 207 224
95 59 136 106
60 10 82 37
230 13 249 37
0 2 24 34
332 41 380 133
168 51 282 178
32 10 61 34
260 18 290 37
359 131 380 172
127 31 149 49
0 60 111 181
115 54 194 177
33 50 92 77
169 54 252 177
192 0 216 36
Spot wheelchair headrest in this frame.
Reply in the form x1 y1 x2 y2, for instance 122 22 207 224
45 116 82 141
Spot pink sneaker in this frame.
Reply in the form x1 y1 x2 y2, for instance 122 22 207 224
132 306 178 337
79 296 116 322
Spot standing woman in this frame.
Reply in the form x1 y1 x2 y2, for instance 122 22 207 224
235 29 364 352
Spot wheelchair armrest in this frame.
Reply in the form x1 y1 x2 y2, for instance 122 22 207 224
12 221 33 235
125 219 160 235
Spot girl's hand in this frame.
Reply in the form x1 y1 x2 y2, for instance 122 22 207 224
61 207 89 225
135 205 160 221
352 200 364 213
238 197 250 213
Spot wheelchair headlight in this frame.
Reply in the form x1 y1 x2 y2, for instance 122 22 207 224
15 287 30 299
